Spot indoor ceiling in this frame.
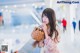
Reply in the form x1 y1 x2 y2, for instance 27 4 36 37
0 0 44 6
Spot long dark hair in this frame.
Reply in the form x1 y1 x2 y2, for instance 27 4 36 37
32 8 59 47
42 8 59 40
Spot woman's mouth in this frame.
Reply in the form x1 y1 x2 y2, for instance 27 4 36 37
43 21 46 23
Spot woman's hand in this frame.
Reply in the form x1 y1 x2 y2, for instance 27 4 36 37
38 40 44 48
42 23 47 33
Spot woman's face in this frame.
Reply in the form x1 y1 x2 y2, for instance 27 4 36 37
42 15 49 25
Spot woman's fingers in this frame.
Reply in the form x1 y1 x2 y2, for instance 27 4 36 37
42 23 47 31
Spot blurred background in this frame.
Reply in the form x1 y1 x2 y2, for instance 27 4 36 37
0 0 80 53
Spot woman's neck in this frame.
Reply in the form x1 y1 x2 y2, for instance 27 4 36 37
46 24 50 35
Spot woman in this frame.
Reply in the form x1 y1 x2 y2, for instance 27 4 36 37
79 20 80 31
33 8 60 53
72 18 76 33
61 18 67 33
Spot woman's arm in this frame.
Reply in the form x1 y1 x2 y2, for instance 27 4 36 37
44 31 49 39
42 23 49 39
